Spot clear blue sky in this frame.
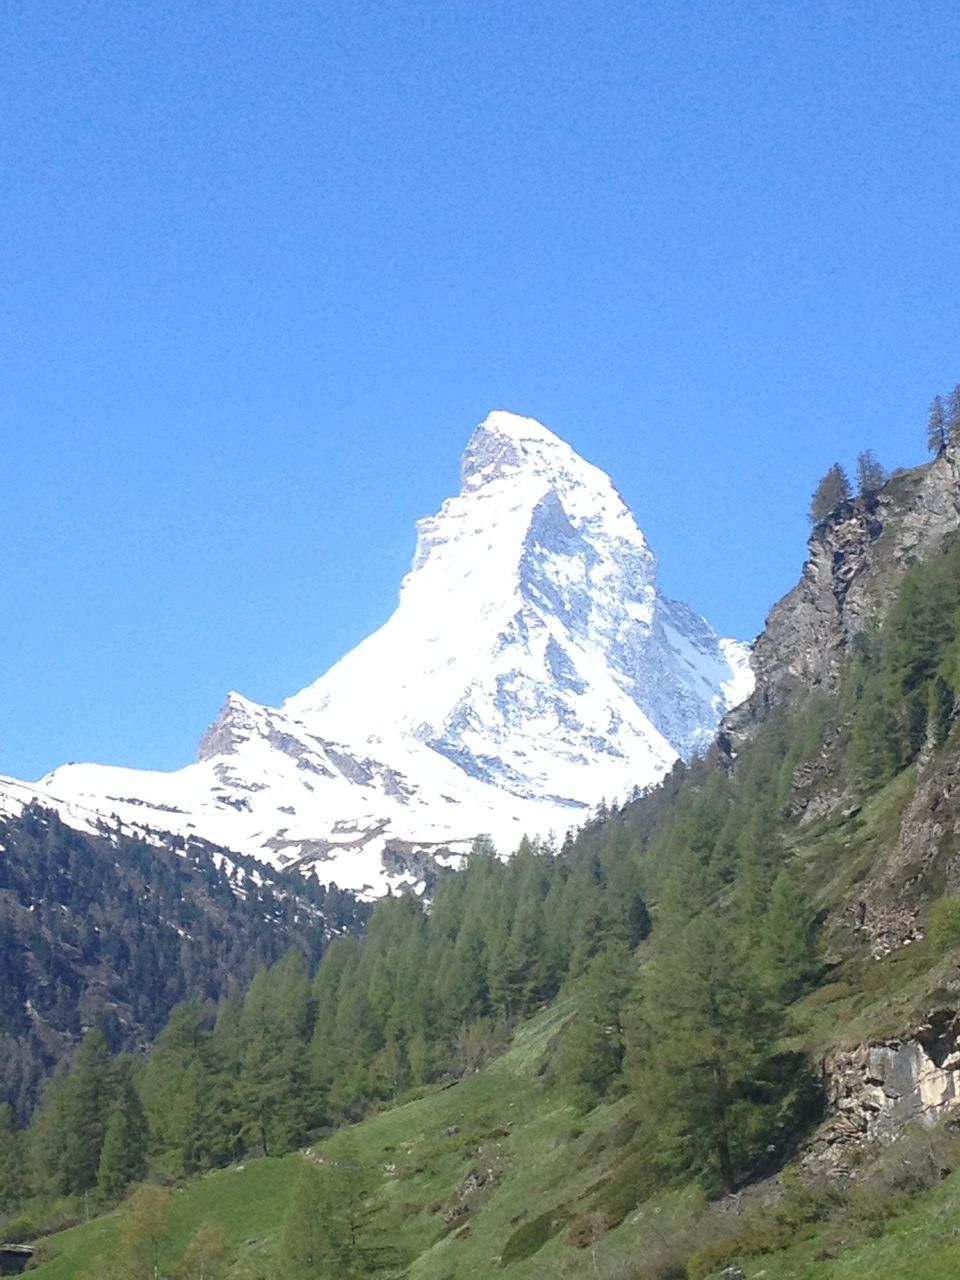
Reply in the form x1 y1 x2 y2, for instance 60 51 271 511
3 0 960 780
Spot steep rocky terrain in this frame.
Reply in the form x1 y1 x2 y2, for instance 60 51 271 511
730 446 960 725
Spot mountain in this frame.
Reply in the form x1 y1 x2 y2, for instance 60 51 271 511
3 412 751 896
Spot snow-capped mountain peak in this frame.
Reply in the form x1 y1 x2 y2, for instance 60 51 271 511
9 411 752 897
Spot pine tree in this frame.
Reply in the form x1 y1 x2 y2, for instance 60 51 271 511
928 673 954 747
234 951 316 1156
856 449 887 496
278 1137 392 1280
140 1001 210 1176
97 1072 148 1201
278 1160 343 1280
556 944 631 1110
57 1024 115 1192
809 463 851 525
928 394 947 455
27 1063 70 1196
0 1103 23 1212
847 676 902 785
759 868 819 1001
628 916 782 1194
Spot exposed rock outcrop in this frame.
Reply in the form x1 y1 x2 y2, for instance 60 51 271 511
727 447 960 736
807 1011 960 1173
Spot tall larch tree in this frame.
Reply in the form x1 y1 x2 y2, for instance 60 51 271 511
928 394 948 455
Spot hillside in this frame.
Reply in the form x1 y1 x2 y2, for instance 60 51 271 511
0 805 368 1122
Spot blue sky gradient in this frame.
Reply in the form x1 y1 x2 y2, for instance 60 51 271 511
3 1 960 778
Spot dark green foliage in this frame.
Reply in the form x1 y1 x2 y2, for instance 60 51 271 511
97 1070 148 1201
627 917 791 1194
235 950 316 1155
847 675 902 785
0 1103 23 1212
28 1028 115 1196
555 944 631 1110
809 463 851 525
847 545 960 788
760 868 820 1002
500 1208 568 1265
0 804 369 1122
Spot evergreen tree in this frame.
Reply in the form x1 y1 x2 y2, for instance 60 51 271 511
556 944 631 1110
31 1028 117 1196
928 673 954 746
847 676 902 785
490 896 545 1016
62 1028 116 1194
97 1071 148 1201
278 1160 342 1280
234 950 316 1156
0 1103 23 1212
856 449 887 496
27 1063 70 1196
809 463 851 525
278 1137 392 1280
140 1001 209 1176
760 868 819 1001
928 394 948 455
628 916 783 1194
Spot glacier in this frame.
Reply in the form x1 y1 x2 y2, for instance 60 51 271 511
2 411 752 896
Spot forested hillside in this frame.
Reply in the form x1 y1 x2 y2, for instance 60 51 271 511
0 806 368 1123
11 426 960 1278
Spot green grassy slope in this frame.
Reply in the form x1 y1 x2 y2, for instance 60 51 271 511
26 989 960 1280
27 1002 703 1279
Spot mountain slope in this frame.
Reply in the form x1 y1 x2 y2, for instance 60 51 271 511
9 412 750 896
0 802 368 1122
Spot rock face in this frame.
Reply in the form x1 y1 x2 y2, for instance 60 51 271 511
728 446 960 733
2 411 751 897
809 1012 960 1173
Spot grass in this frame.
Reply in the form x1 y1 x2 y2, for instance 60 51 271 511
26 1156 302 1279
23 1002 722 1280
696 1167 960 1280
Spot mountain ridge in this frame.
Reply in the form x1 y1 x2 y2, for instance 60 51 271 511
4 411 751 896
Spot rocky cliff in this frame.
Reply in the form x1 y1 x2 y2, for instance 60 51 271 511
809 1011 960 1173
728 445 960 733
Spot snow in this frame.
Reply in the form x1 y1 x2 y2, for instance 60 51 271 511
5 411 754 897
